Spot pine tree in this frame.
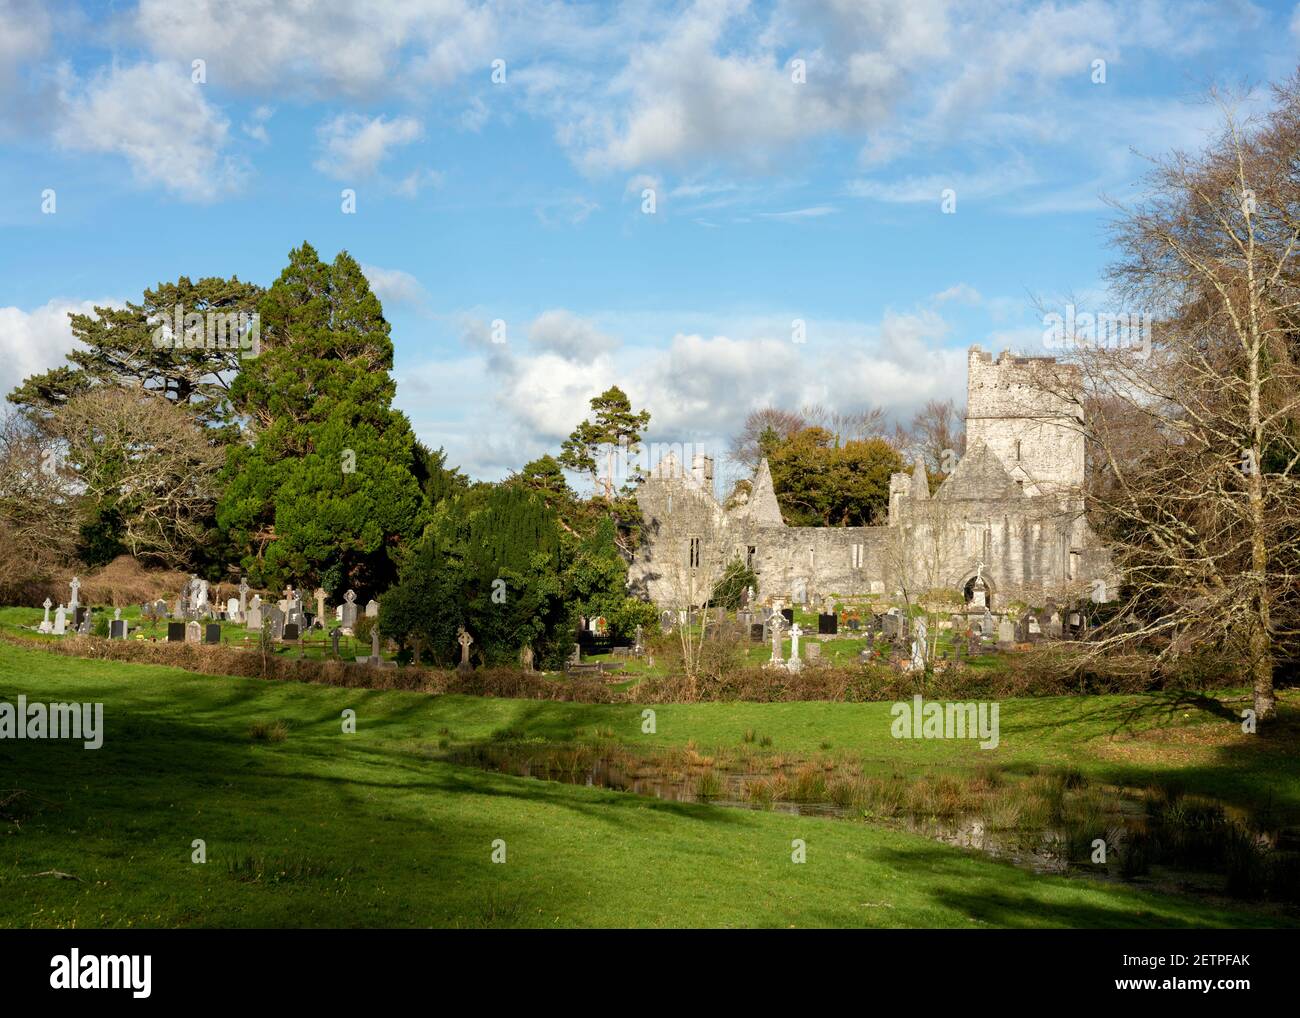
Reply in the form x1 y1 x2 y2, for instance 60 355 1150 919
7 275 263 435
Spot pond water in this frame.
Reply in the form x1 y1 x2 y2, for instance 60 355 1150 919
452 746 1300 898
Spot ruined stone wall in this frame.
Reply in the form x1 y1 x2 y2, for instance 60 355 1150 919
629 346 1114 610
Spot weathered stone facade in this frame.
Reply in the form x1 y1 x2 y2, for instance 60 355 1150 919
629 346 1115 610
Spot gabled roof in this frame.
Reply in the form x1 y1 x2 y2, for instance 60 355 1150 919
741 458 786 526
936 440 1022 501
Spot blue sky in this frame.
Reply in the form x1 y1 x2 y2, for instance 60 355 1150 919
1 0 1298 485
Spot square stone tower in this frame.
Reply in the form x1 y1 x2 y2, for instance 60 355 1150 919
964 347 1084 497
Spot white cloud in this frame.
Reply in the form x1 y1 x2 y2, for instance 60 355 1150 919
56 62 242 202
393 167 444 198
314 113 423 180
134 0 496 99
360 264 428 309
755 206 837 221
933 283 982 304
241 105 274 143
528 309 620 360
418 304 971 479
0 0 50 82
0 298 119 401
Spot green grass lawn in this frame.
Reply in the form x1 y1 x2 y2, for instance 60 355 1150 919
0 640 1295 928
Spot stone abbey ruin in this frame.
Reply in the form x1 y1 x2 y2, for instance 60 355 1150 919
630 347 1115 611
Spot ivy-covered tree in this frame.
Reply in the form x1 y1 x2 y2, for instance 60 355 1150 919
563 516 658 640
380 484 572 666
217 243 430 595
711 555 758 611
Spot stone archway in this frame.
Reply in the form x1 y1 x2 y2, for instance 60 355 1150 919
959 569 995 609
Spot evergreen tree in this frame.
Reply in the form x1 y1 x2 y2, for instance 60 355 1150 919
558 386 650 497
217 243 430 595
7 275 263 436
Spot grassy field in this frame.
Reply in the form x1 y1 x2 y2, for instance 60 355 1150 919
1 639 1296 928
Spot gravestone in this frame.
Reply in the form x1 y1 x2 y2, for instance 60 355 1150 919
266 605 286 641
39 598 53 634
633 625 644 654
204 623 221 645
981 609 995 637
1027 614 1043 641
1014 617 1030 643
910 617 928 671
77 613 91 636
750 622 764 642
245 597 263 631
329 628 341 657
74 606 88 630
818 613 837 635
238 578 250 619
790 577 807 605
365 599 379 619
1047 610 1063 638
153 598 167 618
520 645 535 672
283 622 300 642
68 576 80 611
805 641 821 662
167 621 185 642
186 621 202 643
370 627 381 665
340 590 358 630
997 618 1015 649
226 598 240 623
848 617 861 632
110 618 127 640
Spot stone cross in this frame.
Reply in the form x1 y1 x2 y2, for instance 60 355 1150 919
344 589 356 605
767 612 785 667
520 645 535 672
41 597 52 621
457 627 474 671
238 577 249 615
330 627 341 657
371 626 380 663
314 587 327 621
788 622 803 673
69 577 80 609
114 607 121 621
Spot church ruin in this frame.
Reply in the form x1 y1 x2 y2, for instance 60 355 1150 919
629 346 1115 611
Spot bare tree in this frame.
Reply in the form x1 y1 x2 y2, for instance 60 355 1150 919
0 410 78 597
1046 79 1300 721
727 407 806 469
898 399 966 478
51 387 223 568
